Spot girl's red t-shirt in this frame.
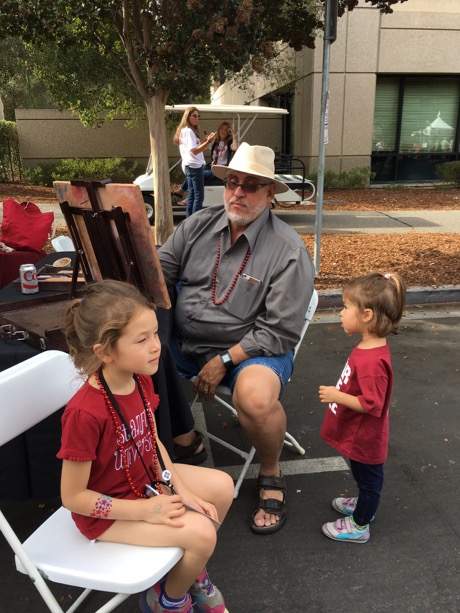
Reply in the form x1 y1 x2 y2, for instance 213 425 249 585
320 343 393 464
57 375 159 540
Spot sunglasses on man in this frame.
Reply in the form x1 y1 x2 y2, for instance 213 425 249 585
223 178 272 193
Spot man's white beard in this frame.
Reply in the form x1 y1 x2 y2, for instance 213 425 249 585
225 195 268 226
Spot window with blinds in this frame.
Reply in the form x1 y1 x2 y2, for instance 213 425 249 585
400 78 459 154
373 76 459 155
372 78 399 153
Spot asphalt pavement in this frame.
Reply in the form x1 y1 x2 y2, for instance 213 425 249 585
0 201 459 612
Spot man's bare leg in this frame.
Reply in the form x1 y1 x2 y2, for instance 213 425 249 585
232 365 287 529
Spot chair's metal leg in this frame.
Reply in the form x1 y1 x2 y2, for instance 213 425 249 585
67 590 131 613
283 432 306 455
196 427 249 460
1 510 65 613
66 588 92 613
91 592 131 613
233 446 256 499
191 392 256 498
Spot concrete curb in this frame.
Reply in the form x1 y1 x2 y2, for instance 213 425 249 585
318 284 460 310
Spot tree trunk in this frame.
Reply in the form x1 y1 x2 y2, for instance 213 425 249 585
145 91 174 245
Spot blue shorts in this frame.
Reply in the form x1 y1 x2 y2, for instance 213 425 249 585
170 334 294 396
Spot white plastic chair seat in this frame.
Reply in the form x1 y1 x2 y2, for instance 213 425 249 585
17 506 183 593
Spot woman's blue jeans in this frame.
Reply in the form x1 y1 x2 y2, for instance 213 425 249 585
185 165 205 217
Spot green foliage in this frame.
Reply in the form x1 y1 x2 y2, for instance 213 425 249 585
24 158 144 186
307 166 372 190
0 37 54 121
0 120 22 182
435 161 460 187
382 184 405 190
23 163 57 186
35 43 145 127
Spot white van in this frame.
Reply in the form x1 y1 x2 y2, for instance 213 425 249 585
134 104 315 224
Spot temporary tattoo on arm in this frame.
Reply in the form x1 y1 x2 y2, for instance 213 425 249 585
90 494 113 518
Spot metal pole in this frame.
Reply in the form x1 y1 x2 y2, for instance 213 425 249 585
314 0 337 274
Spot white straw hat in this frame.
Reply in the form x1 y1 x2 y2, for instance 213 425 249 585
212 142 289 194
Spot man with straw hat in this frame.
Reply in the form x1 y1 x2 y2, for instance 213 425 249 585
159 143 315 534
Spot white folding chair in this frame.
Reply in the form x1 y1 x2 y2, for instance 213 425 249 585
51 235 75 252
191 289 319 498
0 350 183 613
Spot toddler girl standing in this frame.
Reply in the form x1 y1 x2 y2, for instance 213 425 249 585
58 279 233 612
319 272 406 543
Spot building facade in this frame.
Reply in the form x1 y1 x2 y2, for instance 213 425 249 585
213 0 460 183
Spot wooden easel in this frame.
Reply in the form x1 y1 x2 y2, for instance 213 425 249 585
55 179 170 309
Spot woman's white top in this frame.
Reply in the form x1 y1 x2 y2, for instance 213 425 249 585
213 140 229 165
179 127 205 170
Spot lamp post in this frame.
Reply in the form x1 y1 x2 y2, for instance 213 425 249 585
314 0 338 273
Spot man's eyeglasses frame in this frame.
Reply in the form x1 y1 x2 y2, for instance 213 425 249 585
223 178 273 194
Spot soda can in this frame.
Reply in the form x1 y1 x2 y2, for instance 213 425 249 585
19 264 39 294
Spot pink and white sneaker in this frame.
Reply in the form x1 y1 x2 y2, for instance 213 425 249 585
332 496 357 515
332 496 375 522
139 579 192 612
189 569 229 613
322 516 370 543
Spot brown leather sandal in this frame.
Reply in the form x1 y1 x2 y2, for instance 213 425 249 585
172 430 208 465
250 473 287 534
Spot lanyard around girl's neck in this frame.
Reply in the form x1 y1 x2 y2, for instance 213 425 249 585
97 368 174 493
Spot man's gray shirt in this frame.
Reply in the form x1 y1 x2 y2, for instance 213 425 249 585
159 205 315 362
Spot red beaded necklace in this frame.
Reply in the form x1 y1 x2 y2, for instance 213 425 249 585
211 232 251 305
94 370 162 498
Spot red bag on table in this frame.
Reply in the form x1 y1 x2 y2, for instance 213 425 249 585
1 198 54 252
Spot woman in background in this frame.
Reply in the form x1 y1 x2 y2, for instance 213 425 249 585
175 121 238 204
173 107 215 217
208 121 238 168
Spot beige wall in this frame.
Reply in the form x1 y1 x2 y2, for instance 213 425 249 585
214 0 460 175
15 109 150 167
15 108 283 169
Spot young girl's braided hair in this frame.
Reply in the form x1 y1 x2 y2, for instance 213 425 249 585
64 279 155 377
343 272 406 337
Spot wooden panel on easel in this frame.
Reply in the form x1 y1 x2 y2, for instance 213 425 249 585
53 181 102 282
53 181 171 309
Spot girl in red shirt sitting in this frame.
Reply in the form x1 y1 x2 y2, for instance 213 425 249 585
319 272 406 543
58 279 233 613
